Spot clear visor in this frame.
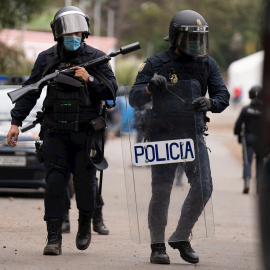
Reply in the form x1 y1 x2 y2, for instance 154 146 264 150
54 14 89 38
177 31 209 57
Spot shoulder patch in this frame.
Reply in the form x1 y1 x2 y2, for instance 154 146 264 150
139 62 146 72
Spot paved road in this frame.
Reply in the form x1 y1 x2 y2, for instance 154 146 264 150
0 105 263 270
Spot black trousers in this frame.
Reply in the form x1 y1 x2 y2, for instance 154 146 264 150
43 131 97 220
64 175 104 212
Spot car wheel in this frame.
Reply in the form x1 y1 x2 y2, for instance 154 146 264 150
68 175 75 198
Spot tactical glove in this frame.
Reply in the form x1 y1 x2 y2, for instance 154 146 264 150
147 75 167 93
192 97 214 112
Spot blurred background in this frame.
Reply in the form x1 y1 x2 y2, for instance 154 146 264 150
0 2 270 269
0 0 266 101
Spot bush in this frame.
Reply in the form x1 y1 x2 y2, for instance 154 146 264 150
0 41 33 75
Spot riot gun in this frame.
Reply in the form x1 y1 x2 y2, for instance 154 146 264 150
7 42 141 104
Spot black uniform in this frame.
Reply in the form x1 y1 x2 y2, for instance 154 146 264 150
129 46 230 243
11 43 117 220
234 100 264 184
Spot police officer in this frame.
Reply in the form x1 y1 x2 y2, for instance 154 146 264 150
234 85 264 194
129 10 230 264
7 6 117 255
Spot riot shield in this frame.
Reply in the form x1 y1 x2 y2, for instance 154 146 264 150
119 81 215 244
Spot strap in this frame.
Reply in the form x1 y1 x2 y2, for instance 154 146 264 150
41 45 59 77
41 45 77 77
90 68 116 107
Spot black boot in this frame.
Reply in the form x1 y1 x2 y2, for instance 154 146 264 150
93 206 109 235
243 177 250 194
169 241 199 264
150 243 170 264
62 210 70 233
43 219 62 255
76 212 91 250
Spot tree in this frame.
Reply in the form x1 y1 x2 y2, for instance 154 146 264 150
0 0 56 75
0 41 33 75
100 0 265 72
0 0 56 29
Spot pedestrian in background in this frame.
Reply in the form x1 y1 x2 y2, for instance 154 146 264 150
234 85 265 193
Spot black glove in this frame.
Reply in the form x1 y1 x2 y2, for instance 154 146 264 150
147 75 167 93
192 97 213 112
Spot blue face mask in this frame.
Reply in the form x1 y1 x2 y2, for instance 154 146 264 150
63 36 81 51
185 41 201 54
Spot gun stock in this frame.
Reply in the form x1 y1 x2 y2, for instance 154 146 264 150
8 73 56 104
7 42 141 103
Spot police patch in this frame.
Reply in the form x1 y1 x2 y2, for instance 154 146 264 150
139 62 146 72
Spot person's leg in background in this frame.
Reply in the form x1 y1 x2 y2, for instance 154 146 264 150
93 176 109 235
62 173 71 233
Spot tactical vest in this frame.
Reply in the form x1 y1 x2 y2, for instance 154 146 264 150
147 50 208 138
155 50 208 96
149 80 205 140
42 45 100 133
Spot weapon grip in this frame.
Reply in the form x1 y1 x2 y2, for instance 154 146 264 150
21 122 36 133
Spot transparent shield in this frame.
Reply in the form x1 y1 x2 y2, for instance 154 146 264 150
119 81 214 244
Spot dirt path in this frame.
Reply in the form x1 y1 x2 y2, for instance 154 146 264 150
0 105 263 270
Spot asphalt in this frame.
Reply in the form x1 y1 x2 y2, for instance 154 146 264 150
0 104 264 270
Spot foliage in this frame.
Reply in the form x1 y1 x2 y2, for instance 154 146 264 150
115 56 141 86
0 41 33 75
0 0 56 75
0 0 267 74
103 0 266 72
0 0 55 29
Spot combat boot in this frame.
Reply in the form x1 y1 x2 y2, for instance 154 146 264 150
43 219 62 255
93 206 109 235
169 241 199 264
150 243 170 264
76 212 91 250
62 210 70 233
243 177 250 194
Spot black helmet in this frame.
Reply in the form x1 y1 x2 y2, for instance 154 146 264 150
164 10 209 57
249 85 262 100
51 6 90 42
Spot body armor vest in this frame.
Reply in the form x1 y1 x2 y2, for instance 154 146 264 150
155 50 208 96
42 47 98 133
149 80 205 140
147 50 207 138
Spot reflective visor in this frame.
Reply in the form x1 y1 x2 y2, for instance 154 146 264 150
54 13 89 38
177 31 209 57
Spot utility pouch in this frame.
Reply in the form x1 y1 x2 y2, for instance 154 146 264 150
90 116 106 132
35 141 44 163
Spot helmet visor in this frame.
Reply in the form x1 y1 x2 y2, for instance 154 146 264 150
54 13 89 39
177 28 208 57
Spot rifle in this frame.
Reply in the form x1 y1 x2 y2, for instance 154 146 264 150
7 42 141 104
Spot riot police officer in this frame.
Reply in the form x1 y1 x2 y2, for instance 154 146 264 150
234 85 264 194
7 6 117 255
129 10 230 264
